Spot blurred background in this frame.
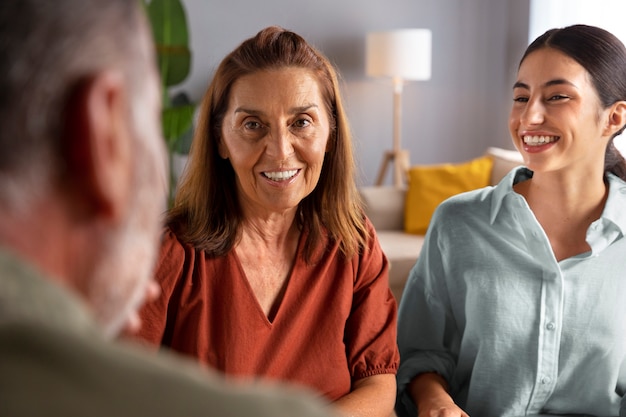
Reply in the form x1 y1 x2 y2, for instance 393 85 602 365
164 0 626 186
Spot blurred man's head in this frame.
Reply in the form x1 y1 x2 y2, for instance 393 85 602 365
0 0 168 337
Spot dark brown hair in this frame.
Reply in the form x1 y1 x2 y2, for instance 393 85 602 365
520 24 626 180
168 26 367 262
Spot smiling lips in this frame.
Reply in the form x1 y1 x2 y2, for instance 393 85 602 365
262 169 299 181
523 135 559 146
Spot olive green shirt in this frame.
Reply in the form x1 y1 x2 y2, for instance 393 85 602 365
0 248 335 417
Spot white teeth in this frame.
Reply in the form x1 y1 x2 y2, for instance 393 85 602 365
523 135 559 145
263 170 298 181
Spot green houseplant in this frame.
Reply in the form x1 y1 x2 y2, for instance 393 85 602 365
143 0 195 202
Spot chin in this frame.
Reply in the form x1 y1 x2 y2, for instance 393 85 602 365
94 272 147 339
97 266 154 339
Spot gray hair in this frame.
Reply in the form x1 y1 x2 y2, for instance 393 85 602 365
0 0 147 209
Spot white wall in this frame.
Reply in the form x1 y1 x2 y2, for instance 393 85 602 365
174 0 530 185
529 0 626 42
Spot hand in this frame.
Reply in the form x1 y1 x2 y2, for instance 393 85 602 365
417 396 469 417
119 280 161 336
409 373 469 417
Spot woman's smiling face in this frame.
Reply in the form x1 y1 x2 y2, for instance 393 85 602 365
219 67 331 217
509 47 610 174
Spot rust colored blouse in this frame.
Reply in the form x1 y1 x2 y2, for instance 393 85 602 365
136 220 399 401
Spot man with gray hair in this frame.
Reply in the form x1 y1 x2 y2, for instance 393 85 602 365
0 1 334 416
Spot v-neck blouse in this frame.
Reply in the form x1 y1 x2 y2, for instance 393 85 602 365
136 220 399 401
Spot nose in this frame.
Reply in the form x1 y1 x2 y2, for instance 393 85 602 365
266 126 294 160
520 98 544 126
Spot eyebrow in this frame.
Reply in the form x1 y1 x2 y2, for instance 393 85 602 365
513 78 577 90
234 104 319 115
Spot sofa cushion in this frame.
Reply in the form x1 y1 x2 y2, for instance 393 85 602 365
486 146 524 184
404 155 493 235
359 186 406 230
376 231 424 301
360 147 523 302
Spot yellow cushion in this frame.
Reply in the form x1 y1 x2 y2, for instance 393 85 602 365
404 156 493 234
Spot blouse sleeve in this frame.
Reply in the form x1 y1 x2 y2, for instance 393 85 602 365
133 228 191 348
344 218 400 381
395 208 461 417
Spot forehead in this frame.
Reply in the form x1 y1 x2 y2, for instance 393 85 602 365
517 47 590 85
228 68 325 108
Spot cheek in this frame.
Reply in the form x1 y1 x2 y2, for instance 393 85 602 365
307 137 330 167
223 145 262 180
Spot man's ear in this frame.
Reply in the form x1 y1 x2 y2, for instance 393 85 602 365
605 101 626 137
63 71 132 222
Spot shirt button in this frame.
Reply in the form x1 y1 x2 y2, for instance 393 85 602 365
541 376 551 384
546 322 556 331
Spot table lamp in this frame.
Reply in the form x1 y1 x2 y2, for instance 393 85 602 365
366 29 432 187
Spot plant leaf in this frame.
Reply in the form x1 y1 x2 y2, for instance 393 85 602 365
162 104 195 152
146 0 191 87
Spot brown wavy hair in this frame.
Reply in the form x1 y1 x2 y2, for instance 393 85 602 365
167 26 367 263
521 24 626 180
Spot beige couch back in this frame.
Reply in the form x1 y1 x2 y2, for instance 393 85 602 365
360 147 524 232
359 147 524 301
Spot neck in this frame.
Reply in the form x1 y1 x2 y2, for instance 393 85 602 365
518 167 606 215
240 214 300 251
0 196 95 292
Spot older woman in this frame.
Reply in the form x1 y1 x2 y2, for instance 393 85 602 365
396 24 626 417
135 26 399 417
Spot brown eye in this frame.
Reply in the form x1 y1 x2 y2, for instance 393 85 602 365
244 120 263 130
293 118 311 128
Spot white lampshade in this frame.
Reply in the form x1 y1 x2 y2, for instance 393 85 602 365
366 29 432 80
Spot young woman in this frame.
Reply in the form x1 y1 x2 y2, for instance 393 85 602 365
396 24 626 417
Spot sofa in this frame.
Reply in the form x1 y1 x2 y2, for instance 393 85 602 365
360 147 524 302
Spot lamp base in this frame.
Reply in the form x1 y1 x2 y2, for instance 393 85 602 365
375 149 410 187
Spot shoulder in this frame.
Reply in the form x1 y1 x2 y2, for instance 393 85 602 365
362 216 379 244
151 226 212 299
432 166 524 226
160 226 191 254
604 174 626 232
156 226 197 273
355 216 384 263
0 321 331 417
607 173 626 198
433 186 494 222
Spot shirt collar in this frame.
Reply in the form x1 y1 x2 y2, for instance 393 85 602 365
585 173 626 254
489 168 626 253
489 166 532 224
600 173 626 234
0 247 96 334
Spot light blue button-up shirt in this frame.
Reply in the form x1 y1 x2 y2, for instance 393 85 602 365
396 167 626 417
